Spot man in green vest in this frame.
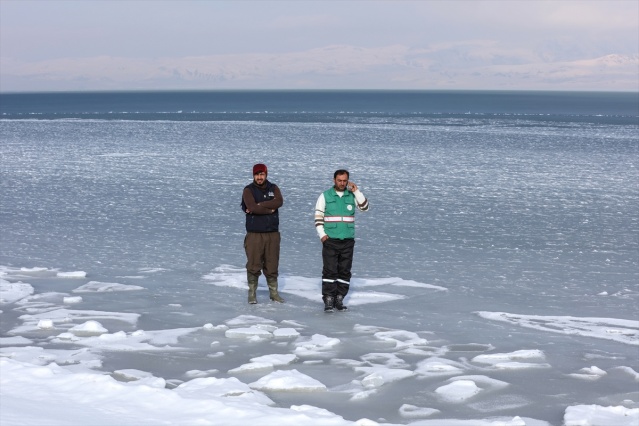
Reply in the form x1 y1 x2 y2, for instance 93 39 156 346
314 169 369 312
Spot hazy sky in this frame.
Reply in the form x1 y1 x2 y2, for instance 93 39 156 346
1 0 637 91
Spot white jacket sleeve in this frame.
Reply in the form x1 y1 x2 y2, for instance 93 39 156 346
353 189 369 211
314 193 327 240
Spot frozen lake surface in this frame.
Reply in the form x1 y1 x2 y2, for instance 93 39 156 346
1 91 638 425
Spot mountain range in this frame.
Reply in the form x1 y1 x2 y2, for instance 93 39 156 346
1 44 637 92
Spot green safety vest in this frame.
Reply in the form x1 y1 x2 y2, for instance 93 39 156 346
323 188 356 239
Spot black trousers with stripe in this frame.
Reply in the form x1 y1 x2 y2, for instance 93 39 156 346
321 238 355 297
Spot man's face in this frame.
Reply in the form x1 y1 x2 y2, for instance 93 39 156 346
333 173 349 191
254 172 266 185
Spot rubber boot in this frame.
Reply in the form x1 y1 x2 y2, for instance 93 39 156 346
247 273 259 304
323 295 334 313
267 278 285 303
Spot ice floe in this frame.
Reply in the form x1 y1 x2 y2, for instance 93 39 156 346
476 312 639 346
249 369 327 392
73 281 145 293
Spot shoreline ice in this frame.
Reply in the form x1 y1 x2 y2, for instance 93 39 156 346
1 265 638 425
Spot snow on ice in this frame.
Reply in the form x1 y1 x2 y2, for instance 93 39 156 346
1 265 638 425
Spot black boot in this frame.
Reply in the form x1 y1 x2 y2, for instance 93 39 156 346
323 295 334 313
335 294 348 311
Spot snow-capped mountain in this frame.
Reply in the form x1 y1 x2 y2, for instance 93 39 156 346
1 44 637 91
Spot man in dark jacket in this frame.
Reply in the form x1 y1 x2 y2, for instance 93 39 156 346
242 163 284 304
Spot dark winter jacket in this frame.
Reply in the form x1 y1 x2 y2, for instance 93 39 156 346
241 180 283 232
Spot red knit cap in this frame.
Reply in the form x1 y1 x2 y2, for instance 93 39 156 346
253 163 267 176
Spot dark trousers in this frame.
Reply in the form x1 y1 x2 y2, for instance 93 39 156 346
321 238 355 297
244 232 280 280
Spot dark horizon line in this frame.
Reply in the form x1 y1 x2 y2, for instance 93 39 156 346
1 88 638 95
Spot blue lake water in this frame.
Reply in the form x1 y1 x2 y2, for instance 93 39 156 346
1 91 638 424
